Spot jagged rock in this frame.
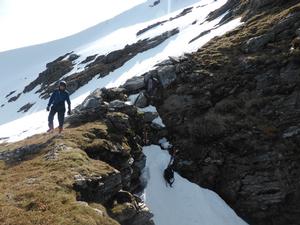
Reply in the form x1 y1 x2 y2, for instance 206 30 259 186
157 65 176 88
155 59 174 67
122 76 145 94
44 143 69 160
150 3 300 224
17 102 35 113
5 90 16 98
134 92 148 108
0 144 42 161
249 0 274 10
109 191 154 225
109 100 128 110
80 89 103 110
102 88 127 102
36 29 179 99
280 62 300 83
80 54 98 64
143 111 159 123
107 112 130 133
68 54 80 61
8 93 21 102
244 33 275 53
271 12 300 36
73 172 122 204
282 126 300 138
23 55 74 94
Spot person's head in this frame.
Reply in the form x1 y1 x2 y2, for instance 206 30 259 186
59 81 67 91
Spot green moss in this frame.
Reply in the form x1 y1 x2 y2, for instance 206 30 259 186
0 122 120 225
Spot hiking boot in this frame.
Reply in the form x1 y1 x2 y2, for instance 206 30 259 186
47 128 54 133
58 127 63 133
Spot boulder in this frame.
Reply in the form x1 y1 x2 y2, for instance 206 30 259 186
109 191 154 225
68 54 80 61
134 92 148 108
143 111 159 123
244 33 275 53
76 88 103 110
109 100 127 110
102 87 127 102
157 65 177 88
82 98 101 110
122 76 145 94
105 50 124 64
107 112 130 133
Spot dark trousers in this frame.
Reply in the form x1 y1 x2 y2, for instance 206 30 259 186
48 106 65 129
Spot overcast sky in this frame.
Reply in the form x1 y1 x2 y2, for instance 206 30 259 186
0 0 145 52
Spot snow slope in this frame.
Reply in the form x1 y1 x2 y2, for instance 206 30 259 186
0 0 146 52
0 0 242 142
142 145 248 225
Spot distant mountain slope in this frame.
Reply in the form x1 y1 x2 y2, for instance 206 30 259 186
0 0 241 142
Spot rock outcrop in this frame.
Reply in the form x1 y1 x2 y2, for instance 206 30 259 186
135 1 300 224
0 86 158 225
22 29 179 100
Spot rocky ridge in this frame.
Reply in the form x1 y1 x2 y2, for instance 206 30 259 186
0 86 169 225
125 1 300 224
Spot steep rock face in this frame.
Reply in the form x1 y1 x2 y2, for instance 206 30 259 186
140 1 300 224
0 86 156 225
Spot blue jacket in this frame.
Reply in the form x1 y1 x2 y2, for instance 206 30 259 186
48 90 71 110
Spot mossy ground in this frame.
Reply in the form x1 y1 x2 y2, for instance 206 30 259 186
0 122 120 225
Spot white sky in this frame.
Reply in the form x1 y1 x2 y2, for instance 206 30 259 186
0 0 145 52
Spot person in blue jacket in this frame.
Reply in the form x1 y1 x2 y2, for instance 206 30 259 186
46 81 71 133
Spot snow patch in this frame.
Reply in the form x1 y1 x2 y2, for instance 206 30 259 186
141 145 248 225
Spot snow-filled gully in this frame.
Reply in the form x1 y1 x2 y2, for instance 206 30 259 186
136 103 248 225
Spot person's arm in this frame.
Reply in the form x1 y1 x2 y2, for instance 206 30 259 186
66 93 71 114
47 91 56 110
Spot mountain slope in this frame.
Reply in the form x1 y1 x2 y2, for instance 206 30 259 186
0 0 241 143
149 0 300 224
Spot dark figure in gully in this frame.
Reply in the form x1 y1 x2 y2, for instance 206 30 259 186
46 81 71 133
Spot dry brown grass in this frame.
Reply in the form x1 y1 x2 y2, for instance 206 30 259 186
194 2 300 68
0 122 120 225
